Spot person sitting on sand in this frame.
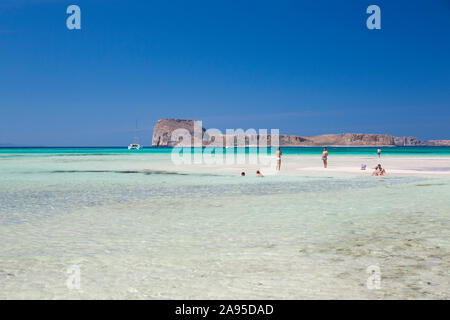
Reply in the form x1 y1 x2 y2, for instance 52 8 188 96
240 172 245 176
256 170 264 177
372 164 386 176
322 147 328 168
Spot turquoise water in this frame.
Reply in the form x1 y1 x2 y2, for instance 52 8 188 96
1 146 450 156
0 147 449 299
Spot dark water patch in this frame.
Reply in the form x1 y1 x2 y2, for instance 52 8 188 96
144 170 188 175
52 170 138 174
52 153 122 156
50 169 220 177
51 169 175 174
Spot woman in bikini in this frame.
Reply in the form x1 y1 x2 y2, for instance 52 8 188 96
322 147 328 168
276 148 282 171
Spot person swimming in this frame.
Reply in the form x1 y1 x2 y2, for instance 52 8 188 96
322 147 328 168
256 170 264 177
276 147 282 171
240 172 245 176
372 164 386 176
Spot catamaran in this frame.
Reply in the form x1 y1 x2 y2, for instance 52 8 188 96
128 121 142 150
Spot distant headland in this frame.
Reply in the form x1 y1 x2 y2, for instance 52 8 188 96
152 118 450 147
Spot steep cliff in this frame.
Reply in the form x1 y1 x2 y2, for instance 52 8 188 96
152 119 205 147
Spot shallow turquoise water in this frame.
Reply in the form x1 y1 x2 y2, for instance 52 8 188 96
0 149 449 299
2 146 450 157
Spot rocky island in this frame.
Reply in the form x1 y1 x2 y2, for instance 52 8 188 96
152 118 450 147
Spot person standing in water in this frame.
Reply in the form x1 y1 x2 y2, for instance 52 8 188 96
377 148 381 158
322 147 328 168
276 147 282 171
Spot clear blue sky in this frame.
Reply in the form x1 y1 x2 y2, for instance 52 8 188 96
0 0 449 146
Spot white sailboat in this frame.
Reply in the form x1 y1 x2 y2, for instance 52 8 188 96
128 121 142 150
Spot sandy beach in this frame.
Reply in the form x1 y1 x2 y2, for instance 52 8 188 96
144 153 450 178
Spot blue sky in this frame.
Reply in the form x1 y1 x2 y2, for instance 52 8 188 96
0 0 449 146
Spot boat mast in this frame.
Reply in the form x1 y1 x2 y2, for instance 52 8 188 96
134 120 139 144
